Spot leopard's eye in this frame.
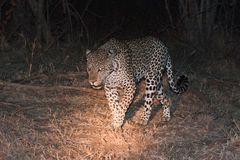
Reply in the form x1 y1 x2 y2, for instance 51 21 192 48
98 68 102 72
87 67 91 72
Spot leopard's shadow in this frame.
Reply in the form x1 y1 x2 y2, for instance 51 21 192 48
125 98 144 120
125 100 163 122
125 90 178 122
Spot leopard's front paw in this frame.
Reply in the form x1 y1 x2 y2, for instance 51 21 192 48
111 119 124 131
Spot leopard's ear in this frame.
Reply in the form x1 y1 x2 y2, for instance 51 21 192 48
112 59 119 71
86 49 91 55
108 49 117 57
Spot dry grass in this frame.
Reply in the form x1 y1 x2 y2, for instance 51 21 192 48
0 69 239 160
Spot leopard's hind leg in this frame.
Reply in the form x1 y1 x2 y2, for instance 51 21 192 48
156 69 172 122
140 74 158 125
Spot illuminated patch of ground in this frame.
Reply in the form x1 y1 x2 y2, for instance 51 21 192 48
0 73 239 159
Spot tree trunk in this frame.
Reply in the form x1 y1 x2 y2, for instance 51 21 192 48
27 0 53 45
178 0 218 46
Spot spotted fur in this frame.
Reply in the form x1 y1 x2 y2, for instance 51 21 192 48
86 37 188 128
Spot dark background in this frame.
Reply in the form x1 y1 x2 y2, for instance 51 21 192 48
1 0 239 48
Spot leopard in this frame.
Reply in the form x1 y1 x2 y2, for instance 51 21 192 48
86 36 188 128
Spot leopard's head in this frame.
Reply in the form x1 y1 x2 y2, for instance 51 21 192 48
86 44 118 89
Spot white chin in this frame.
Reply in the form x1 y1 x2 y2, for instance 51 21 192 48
92 85 102 90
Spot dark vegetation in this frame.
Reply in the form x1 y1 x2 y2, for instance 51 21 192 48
0 0 239 159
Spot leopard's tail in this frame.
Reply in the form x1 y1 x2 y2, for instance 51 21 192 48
166 55 189 94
